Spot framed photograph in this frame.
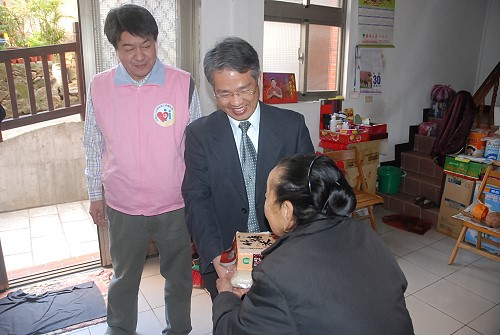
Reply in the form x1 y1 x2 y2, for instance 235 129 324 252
262 72 298 104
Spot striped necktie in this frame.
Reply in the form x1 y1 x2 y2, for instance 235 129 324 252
239 121 259 232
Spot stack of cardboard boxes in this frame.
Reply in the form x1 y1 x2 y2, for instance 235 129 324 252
437 155 499 254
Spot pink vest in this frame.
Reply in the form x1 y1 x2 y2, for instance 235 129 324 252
91 65 190 216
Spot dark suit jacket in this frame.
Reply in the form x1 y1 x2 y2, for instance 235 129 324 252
182 102 314 273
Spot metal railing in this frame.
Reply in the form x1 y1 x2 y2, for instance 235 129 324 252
0 23 86 142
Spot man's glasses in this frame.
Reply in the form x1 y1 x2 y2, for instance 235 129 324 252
214 89 256 102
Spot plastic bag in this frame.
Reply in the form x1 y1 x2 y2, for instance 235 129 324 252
230 269 253 289
418 121 437 136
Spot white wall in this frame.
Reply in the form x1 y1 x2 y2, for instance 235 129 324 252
199 0 264 113
0 122 87 212
475 0 500 108
198 0 496 161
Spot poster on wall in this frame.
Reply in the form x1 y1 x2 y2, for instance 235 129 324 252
358 48 383 94
358 0 395 46
262 73 298 104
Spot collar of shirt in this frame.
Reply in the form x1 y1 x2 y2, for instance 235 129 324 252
228 103 261 157
114 57 164 86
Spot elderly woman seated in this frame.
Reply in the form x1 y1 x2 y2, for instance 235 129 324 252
212 153 414 335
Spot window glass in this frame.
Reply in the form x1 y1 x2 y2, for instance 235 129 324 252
271 0 303 4
264 0 345 99
263 21 300 80
271 0 342 8
307 24 340 92
310 0 342 7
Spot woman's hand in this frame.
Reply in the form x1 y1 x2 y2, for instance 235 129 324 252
216 272 249 298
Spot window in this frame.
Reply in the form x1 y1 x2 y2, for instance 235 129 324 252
264 0 345 100
89 0 198 78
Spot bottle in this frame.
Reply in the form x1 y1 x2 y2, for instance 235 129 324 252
330 118 339 132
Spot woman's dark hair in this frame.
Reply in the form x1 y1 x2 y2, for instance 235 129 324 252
104 4 159 49
275 153 356 227
203 37 260 87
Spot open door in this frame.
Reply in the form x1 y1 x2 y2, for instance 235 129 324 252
0 240 8 291
97 226 112 267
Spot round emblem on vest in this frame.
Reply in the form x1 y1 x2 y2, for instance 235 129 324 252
154 103 175 127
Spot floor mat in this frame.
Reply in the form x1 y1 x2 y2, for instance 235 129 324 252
382 214 433 235
0 268 112 334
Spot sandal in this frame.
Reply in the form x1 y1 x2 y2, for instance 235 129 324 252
414 195 426 206
420 199 437 209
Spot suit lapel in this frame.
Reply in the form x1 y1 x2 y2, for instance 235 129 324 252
256 103 283 206
208 111 247 202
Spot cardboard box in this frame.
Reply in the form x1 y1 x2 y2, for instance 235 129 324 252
221 232 278 271
323 140 381 194
368 132 388 141
335 158 378 195
320 129 370 144
436 174 475 238
443 155 490 180
464 182 500 254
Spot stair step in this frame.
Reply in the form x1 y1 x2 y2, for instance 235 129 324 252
401 170 443 203
378 191 440 225
401 150 444 179
414 134 436 154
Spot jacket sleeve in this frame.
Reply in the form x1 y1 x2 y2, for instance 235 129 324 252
213 269 299 335
296 113 315 153
182 123 223 272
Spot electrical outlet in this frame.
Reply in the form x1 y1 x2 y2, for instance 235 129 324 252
365 95 373 103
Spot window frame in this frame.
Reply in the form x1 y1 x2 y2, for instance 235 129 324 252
264 0 346 101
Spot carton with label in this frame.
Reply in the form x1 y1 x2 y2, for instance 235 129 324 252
437 173 475 238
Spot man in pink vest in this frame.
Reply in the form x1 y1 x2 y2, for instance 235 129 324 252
83 4 200 335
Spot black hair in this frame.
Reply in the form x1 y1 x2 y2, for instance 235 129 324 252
104 4 158 49
203 36 260 86
274 153 356 227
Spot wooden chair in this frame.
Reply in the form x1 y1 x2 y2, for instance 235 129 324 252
448 161 500 265
322 147 384 231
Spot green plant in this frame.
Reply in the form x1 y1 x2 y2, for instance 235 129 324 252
0 4 30 47
29 0 66 46
0 0 69 48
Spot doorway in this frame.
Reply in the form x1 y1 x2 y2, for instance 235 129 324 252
0 200 101 288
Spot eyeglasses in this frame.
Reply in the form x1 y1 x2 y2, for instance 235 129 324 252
214 89 256 101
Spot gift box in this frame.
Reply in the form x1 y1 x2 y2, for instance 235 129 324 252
358 123 387 135
443 155 490 180
220 232 278 271
319 129 370 144
357 123 388 140
220 232 278 289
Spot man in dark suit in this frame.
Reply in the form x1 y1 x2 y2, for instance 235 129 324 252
182 37 314 300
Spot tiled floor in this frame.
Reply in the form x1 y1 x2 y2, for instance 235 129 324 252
1 204 499 335
0 200 99 277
